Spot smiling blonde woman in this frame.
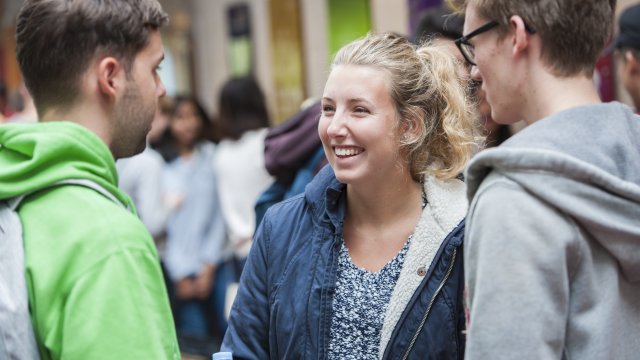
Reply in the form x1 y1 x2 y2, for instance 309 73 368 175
222 32 480 359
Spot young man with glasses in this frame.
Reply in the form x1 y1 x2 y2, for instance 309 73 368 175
453 0 640 358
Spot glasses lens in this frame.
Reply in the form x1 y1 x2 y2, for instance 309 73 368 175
462 43 475 65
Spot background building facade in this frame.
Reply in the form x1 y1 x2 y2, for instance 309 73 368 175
0 0 637 123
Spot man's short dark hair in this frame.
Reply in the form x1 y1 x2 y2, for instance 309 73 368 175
16 0 169 113
453 0 616 77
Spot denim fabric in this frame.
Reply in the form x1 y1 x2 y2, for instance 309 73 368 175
176 260 236 338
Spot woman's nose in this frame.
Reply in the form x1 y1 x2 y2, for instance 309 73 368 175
326 112 348 138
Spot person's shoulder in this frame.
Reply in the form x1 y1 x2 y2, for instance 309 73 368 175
25 184 152 248
469 170 548 226
259 192 316 242
194 140 217 156
262 192 309 226
117 147 165 172
144 147 166 167
473 170 521 200
21 185 158 286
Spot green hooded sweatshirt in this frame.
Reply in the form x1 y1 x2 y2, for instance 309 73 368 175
0 121 180 359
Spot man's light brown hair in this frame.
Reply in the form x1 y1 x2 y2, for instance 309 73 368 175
451 0 617 77
16 0 169 113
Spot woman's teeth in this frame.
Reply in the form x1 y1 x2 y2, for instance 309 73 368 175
335 147 362 156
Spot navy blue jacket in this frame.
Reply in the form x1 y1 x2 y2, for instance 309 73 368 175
222 166 466 359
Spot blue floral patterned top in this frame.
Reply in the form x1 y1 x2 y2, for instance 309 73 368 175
327 191 426 359
327 236 411 359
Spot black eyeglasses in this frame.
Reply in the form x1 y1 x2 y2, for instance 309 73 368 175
455 20 537 66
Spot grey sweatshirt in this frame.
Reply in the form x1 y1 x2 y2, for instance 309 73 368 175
464 102 640 359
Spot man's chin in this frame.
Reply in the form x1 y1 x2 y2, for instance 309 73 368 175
133 140 148 155
116 140 147 160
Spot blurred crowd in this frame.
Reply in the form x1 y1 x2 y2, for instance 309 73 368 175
1 1 638 358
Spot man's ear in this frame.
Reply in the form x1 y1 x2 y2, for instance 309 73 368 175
509 15 530 59
624 51 640 76
97 56 125 101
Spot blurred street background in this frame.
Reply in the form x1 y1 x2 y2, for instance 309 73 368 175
0 0 636 125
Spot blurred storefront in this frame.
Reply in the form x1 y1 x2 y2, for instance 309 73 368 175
158 0 410 123
0 0 637 124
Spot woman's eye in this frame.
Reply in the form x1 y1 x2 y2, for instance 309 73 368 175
354 106 369 114
322 105 335 113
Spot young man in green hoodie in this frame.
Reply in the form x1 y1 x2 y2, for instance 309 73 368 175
0 0 180 358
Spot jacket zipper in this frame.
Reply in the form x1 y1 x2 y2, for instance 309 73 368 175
401 248 458 360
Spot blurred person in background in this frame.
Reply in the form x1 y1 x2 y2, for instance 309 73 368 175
414 4 512 147
223 33 480 359
5 83 38 124
254 99 326 226
0 0 179 358
215 76 273 272
153 95 227 348
613 3 640 112
117 96 178 246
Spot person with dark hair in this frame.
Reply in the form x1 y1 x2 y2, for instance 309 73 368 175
613 3 640 112
253 100 327 227
222 33 479 359
214 77 273 267
153 95 227 344
413 4 465 44
454 0 640 358
218 76 271 140
0 0 179 358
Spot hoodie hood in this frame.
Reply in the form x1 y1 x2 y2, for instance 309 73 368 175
0 121 134 209
466 102 640 282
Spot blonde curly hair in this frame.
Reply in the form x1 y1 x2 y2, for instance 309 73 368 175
331 32 481 180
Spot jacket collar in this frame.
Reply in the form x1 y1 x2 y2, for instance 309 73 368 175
305 164 346 233
305 165 468 238
379 175 467 357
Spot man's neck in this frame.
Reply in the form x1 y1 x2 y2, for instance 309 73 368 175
523 70 602 125
40 102 112 149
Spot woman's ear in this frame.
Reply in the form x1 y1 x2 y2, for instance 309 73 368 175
401 116 422 142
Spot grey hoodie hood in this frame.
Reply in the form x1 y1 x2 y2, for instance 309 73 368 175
465 102 640 282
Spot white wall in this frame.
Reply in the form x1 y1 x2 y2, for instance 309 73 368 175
300 0 329 102
297 0 410 103
370 0 409 36
190 0 275 118
172 0 411 116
